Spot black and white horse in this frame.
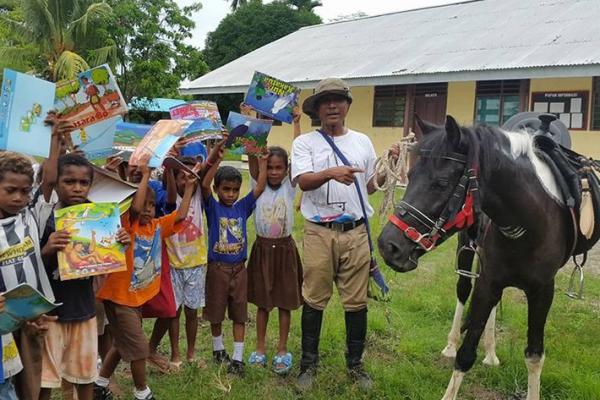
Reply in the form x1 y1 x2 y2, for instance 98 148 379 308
377 116 577 400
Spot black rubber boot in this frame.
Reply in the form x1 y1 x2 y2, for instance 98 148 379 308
296 304 323 392
345 308 372 391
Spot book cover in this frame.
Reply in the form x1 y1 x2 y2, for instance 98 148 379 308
225 112 272 156
129 119 193 167
88 166 138 205
0 283 59 335
55 202 127 281
54 64 127 131
70 116 120 160
244 71 300 124
0 68 55 157
170 101 223 142
114 121 153 151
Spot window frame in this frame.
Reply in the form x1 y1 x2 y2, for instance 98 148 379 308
372 85 407 128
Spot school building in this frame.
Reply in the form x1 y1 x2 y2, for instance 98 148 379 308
180 0 600 157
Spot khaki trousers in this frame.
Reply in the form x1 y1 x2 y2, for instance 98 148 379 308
302 222 370 311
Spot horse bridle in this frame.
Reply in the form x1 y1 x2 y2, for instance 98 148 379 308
387 150 479 251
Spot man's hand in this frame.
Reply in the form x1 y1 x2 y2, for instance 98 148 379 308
389 143 400 161
116 228 130 246
26 314 58 336
292 106 301 124
41 230 71 257
328 166 364 186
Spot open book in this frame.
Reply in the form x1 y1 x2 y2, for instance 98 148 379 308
0 283 59 335
225 112 272 156
129 119 193 167
170 101 223 142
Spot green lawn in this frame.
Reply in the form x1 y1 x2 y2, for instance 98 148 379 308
115 177 600 400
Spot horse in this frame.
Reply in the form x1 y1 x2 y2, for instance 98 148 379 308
377 115 579 400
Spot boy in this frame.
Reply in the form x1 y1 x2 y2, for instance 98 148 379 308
38 153 131 400
0 297 23 400
95 159 198 400
201 134 267 376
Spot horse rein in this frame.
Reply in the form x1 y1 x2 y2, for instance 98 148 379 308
387 151 479 252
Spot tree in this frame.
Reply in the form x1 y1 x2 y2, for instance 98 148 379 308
56 79 81 108
204 1 321 70
91 66 110 91
226 0 248 11
0 0 116 81
286 0 322 11
97 0 209 101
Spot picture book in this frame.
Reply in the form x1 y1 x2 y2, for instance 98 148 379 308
0 68 55 157
55 202 127 281
170 101 223 141
225 112 272 156
54 64 127 131
0 283 59 335
114 121 153 151
88 166 138 205
244 71 300 124
129 119 193 167
70 116 120 160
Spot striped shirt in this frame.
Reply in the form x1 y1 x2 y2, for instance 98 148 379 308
0 197 55 301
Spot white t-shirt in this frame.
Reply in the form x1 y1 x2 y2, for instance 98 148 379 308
252 177 296 238
291 129 376 223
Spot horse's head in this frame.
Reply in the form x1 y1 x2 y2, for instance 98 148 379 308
378 115 473 272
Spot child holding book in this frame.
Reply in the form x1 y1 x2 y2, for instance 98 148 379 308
95 158 198 400
38 153 131 400
201 134 268 376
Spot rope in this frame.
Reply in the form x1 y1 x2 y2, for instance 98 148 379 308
374 133 416 217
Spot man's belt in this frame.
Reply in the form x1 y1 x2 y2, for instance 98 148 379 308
312 218 365 232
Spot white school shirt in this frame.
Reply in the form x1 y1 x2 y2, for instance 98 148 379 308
291 129 376 223
252 177 296 238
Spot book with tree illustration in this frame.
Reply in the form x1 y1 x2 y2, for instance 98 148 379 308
225 112 272 156
0 68 55 157
129 119 193 167
54 64 127 131
55 202 127 280
170 101 223 141
244 71 300 124
0 283 59 335
70 116 121 160
114 121 153 151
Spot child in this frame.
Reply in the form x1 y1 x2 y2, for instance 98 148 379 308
0 296 23 400
95 160 198 400
38 153 131 400
201 134 267 376
246 146 303 374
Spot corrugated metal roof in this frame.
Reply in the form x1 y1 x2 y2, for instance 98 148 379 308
181 0 600 95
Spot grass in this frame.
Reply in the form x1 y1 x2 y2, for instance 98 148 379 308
109 175 600 400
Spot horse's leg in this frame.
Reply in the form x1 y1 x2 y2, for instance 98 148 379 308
442 235 474 359
524 280 554 400
441 283 501 400
482 306 500 366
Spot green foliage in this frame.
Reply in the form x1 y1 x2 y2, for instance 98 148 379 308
204 1 322 70
0 0 115 81
91 66 110 86
226 0 248 11
98 0 209 102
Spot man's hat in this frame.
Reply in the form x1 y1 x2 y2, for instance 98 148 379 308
302 78 353 120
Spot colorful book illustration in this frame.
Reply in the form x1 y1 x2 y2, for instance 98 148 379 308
54 64 127 131
0 68 55 157
0 283 59 335
55 202 127 281
88 166 138 215
170 101 223 142
244 71 300 124
225 112 272 156
114 121 153 151
70 116 120 160
129 119 193 167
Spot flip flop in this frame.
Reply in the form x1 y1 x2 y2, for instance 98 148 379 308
272 352 292 375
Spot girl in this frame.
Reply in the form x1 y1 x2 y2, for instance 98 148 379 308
247 145 302 374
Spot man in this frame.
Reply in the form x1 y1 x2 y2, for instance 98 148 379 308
291 78 396 392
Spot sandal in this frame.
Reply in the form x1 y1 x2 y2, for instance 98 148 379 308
272 352 292 375
248 351 267 367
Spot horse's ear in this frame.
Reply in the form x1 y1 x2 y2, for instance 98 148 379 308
414 114 438 135
445 115 462 146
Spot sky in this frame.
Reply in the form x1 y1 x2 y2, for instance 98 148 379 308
177 0 459 49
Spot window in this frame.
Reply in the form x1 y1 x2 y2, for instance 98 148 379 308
373 85 406 127
592 77 600 130
475 80 524 126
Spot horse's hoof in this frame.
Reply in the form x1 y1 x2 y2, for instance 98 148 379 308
441 345 457 359
482 354 500 367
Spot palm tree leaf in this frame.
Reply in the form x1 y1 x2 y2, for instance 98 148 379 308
0 14 34 41
54 49 89 81
68 2 112 41
87 43 118 67
0 46 38 71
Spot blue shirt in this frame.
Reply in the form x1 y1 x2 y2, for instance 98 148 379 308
204 192 256 264
149 179 166 216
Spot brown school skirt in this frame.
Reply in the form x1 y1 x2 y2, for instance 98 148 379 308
247 235 303 311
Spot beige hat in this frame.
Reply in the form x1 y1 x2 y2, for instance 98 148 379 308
302 78 353 119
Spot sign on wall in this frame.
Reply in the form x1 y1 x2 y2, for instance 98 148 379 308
531 91 589 130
